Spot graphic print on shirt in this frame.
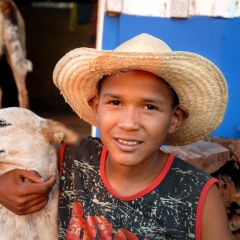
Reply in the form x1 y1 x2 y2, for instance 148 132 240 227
59 137 213 240
66 200 140 239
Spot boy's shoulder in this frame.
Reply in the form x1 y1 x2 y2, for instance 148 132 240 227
63 136 103 159
172 155 210 173
79 136 103 149
169 155 214 184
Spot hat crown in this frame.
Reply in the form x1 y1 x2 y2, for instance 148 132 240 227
114 33 172 53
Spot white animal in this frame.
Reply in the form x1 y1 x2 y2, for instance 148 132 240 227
0 107 80 240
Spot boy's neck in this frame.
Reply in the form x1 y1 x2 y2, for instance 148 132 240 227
105 150 169 197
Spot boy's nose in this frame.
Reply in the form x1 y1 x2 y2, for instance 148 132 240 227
118 107 140 131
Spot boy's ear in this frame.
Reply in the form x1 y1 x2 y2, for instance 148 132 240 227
88 95 99 121
168 105 189 135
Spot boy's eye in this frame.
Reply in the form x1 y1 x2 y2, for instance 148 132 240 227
145 105 156 110
110 100 120 105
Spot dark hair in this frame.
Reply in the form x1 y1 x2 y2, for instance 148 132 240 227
168 86 179 109
97 75 179 109
97 77 105 95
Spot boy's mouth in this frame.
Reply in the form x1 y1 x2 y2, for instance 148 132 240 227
117 139 140 145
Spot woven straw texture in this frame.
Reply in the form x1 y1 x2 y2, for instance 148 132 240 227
53 34 228 146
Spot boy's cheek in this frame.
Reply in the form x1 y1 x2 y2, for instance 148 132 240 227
97 110 117 129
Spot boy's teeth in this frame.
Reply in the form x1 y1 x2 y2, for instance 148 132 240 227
118 139 139 145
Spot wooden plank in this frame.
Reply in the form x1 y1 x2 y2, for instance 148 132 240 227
106 0 122 16
216 174 240 207
121 0 240 18
229 214 240 232
205 136 240 163
226 206 231 214
232 229 240 240
235 207 240 215
189 0 240 18
122 0 171 17
171 0 189 18
161 140 230 174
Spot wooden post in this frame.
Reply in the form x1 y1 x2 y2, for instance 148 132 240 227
171 0 190 18
106 0 122 16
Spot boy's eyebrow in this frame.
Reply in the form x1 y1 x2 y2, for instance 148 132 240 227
102 93 120 98
140 97 165 105
102 93 165 104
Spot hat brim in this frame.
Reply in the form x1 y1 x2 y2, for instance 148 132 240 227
53 48 228 146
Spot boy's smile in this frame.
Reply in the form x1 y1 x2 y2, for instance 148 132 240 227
90 70 187 194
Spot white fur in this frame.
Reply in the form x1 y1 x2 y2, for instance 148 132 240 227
0 107 80 240
3 19 32 75
0 0 32 109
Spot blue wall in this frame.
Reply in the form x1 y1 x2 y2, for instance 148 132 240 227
99 14 240 139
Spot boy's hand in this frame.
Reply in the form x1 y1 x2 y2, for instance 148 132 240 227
0 169 56 215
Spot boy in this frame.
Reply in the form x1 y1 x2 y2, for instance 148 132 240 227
0 33 233 239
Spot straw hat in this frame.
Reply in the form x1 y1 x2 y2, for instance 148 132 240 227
53 33 228 146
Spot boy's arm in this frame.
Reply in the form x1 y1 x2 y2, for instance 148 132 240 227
0 169 56 215
202 184 234 240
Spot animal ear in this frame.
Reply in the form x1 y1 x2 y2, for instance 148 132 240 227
46 119 81 145
40 120 65 144
52 132 65 144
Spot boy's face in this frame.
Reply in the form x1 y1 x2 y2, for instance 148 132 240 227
90 70 187 167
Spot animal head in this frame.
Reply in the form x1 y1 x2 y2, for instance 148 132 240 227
0 107 80 175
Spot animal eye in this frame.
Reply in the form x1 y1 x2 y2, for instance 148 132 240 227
0 120 11 127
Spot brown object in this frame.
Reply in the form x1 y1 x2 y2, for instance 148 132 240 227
233 230 240 240
216 173 240 207
229 214 240 232
161 140 230 174
235 208 240 215
205 136 240 163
